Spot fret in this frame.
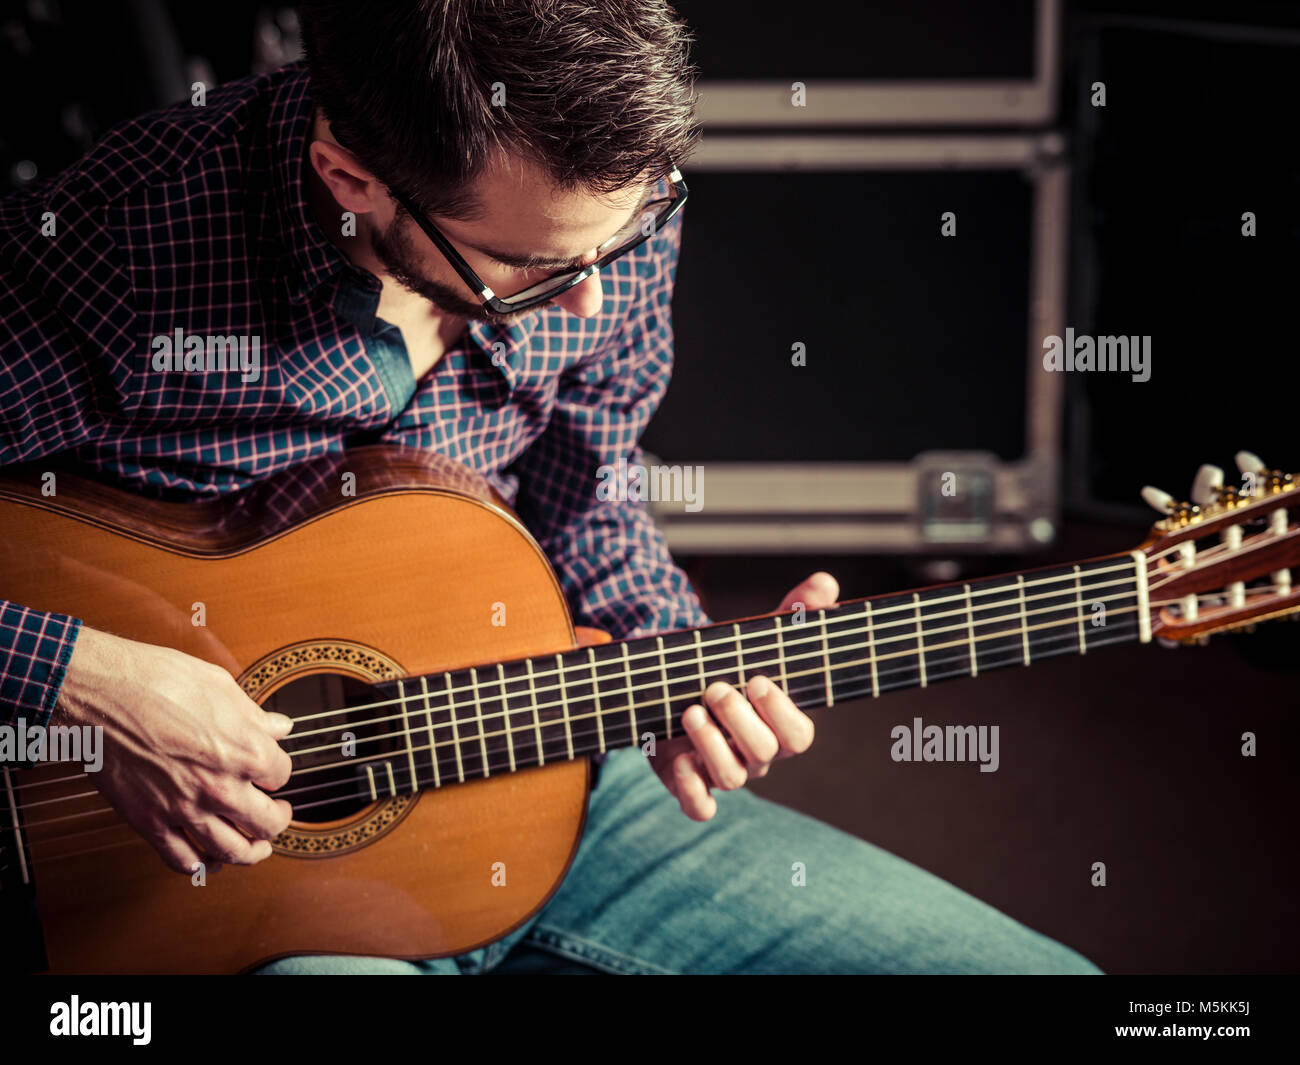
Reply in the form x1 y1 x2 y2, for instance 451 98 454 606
1025 564 1095 664
694 629 706 702
910 587 967 688
657 630 704 734
864 601 879 696
586 642 633 751
555 654 575 760
469 667 490 777
733 623 746 689
818 609 834 707
865 593 918 696
965 580 1022 677
395 680 419 793
655 636 673 739
500 659 541 768
1016 575 1031 665
498 664 517 771
820 604 865 707
620 642 638 751
587 648 606 754
419 676 441 789
2 767 28 885
912 593 928 688
525 658 545 766
963 584 978 677
1073 565 1087 655
773 614 789 693
385 761 398 796
445 671 465 783
1079 557 1143 646
737 616 782 694
364 764 378 802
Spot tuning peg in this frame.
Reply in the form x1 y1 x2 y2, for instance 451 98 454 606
1141 486 1175 514
1191 464 1224 505
1236 450 1267 475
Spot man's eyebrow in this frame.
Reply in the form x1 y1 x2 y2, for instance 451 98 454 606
467 182 661 270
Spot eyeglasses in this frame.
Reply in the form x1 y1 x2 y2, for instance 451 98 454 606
328 128 688 315
390 170 688 314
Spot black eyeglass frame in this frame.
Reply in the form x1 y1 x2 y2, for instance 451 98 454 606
389 170 688 314
328 128 688 314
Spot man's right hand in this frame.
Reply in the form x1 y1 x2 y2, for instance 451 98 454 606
54 627 294 875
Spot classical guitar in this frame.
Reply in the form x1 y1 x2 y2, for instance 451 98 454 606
0 446 1296 973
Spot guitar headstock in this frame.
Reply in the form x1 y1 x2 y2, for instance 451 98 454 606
1139 452 1300 643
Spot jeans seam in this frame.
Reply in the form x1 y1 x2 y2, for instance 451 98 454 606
528 924 674 975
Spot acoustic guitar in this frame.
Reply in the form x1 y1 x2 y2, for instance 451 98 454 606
0 446 1295 973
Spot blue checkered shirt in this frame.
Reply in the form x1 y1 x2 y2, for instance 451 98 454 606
0 61 708 730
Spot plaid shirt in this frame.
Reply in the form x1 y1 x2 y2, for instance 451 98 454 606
0 61 707 731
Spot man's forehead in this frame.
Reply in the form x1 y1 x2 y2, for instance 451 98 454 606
442 155 654 266
471 153 650 221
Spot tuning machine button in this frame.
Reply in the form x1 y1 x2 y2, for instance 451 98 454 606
1263 470 1295 494
1167 500 1202 527
1213 483 1246 508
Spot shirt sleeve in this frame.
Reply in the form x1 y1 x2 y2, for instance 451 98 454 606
0 603 82 731
509 211 709 642
0 187 96 730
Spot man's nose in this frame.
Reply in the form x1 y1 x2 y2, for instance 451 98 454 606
553 251 604 318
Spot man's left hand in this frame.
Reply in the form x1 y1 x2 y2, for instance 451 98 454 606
649 571 839 821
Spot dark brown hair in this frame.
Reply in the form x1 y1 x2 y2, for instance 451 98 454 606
299 0 700 219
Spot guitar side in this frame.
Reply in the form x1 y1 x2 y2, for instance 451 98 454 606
0 448 591 973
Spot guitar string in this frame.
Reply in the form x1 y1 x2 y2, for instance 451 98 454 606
6 509 1289 859
8 577 1150 803
7 536 1284 824
7 567 1151 802
22 623 1145 842
10 542 1226 803
267 548 1201 729
19 627 1149 865
281 578 1149 756
281 570 1149 741
5 569 1271 816
8 567 1279 825
251 531 1253 733
11 600 1150 824
4 591 1179 832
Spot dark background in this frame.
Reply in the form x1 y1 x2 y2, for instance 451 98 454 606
2 0 1296 973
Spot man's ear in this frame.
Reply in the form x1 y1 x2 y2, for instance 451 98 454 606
308 131 387 218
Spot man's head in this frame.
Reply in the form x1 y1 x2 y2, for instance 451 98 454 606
299 0 699 324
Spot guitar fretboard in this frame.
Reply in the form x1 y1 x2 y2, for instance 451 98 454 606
320 554 1146 800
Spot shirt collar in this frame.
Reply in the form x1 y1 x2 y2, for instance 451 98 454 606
469 312 543 394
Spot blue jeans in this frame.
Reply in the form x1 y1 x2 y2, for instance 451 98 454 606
255 748 1102 974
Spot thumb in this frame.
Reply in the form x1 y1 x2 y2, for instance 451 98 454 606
778 571 839 612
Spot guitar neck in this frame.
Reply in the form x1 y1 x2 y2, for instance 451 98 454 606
352 552 1149 793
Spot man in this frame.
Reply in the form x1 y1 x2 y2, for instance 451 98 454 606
0 0 1099 974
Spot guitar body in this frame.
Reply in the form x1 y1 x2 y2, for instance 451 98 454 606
0 448 590 973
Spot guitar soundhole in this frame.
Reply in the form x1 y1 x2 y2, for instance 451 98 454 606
262 673 404 824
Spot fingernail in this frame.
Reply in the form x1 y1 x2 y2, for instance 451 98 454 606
750 676 770 697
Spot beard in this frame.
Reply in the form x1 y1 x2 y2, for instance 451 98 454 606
368 208 542 327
